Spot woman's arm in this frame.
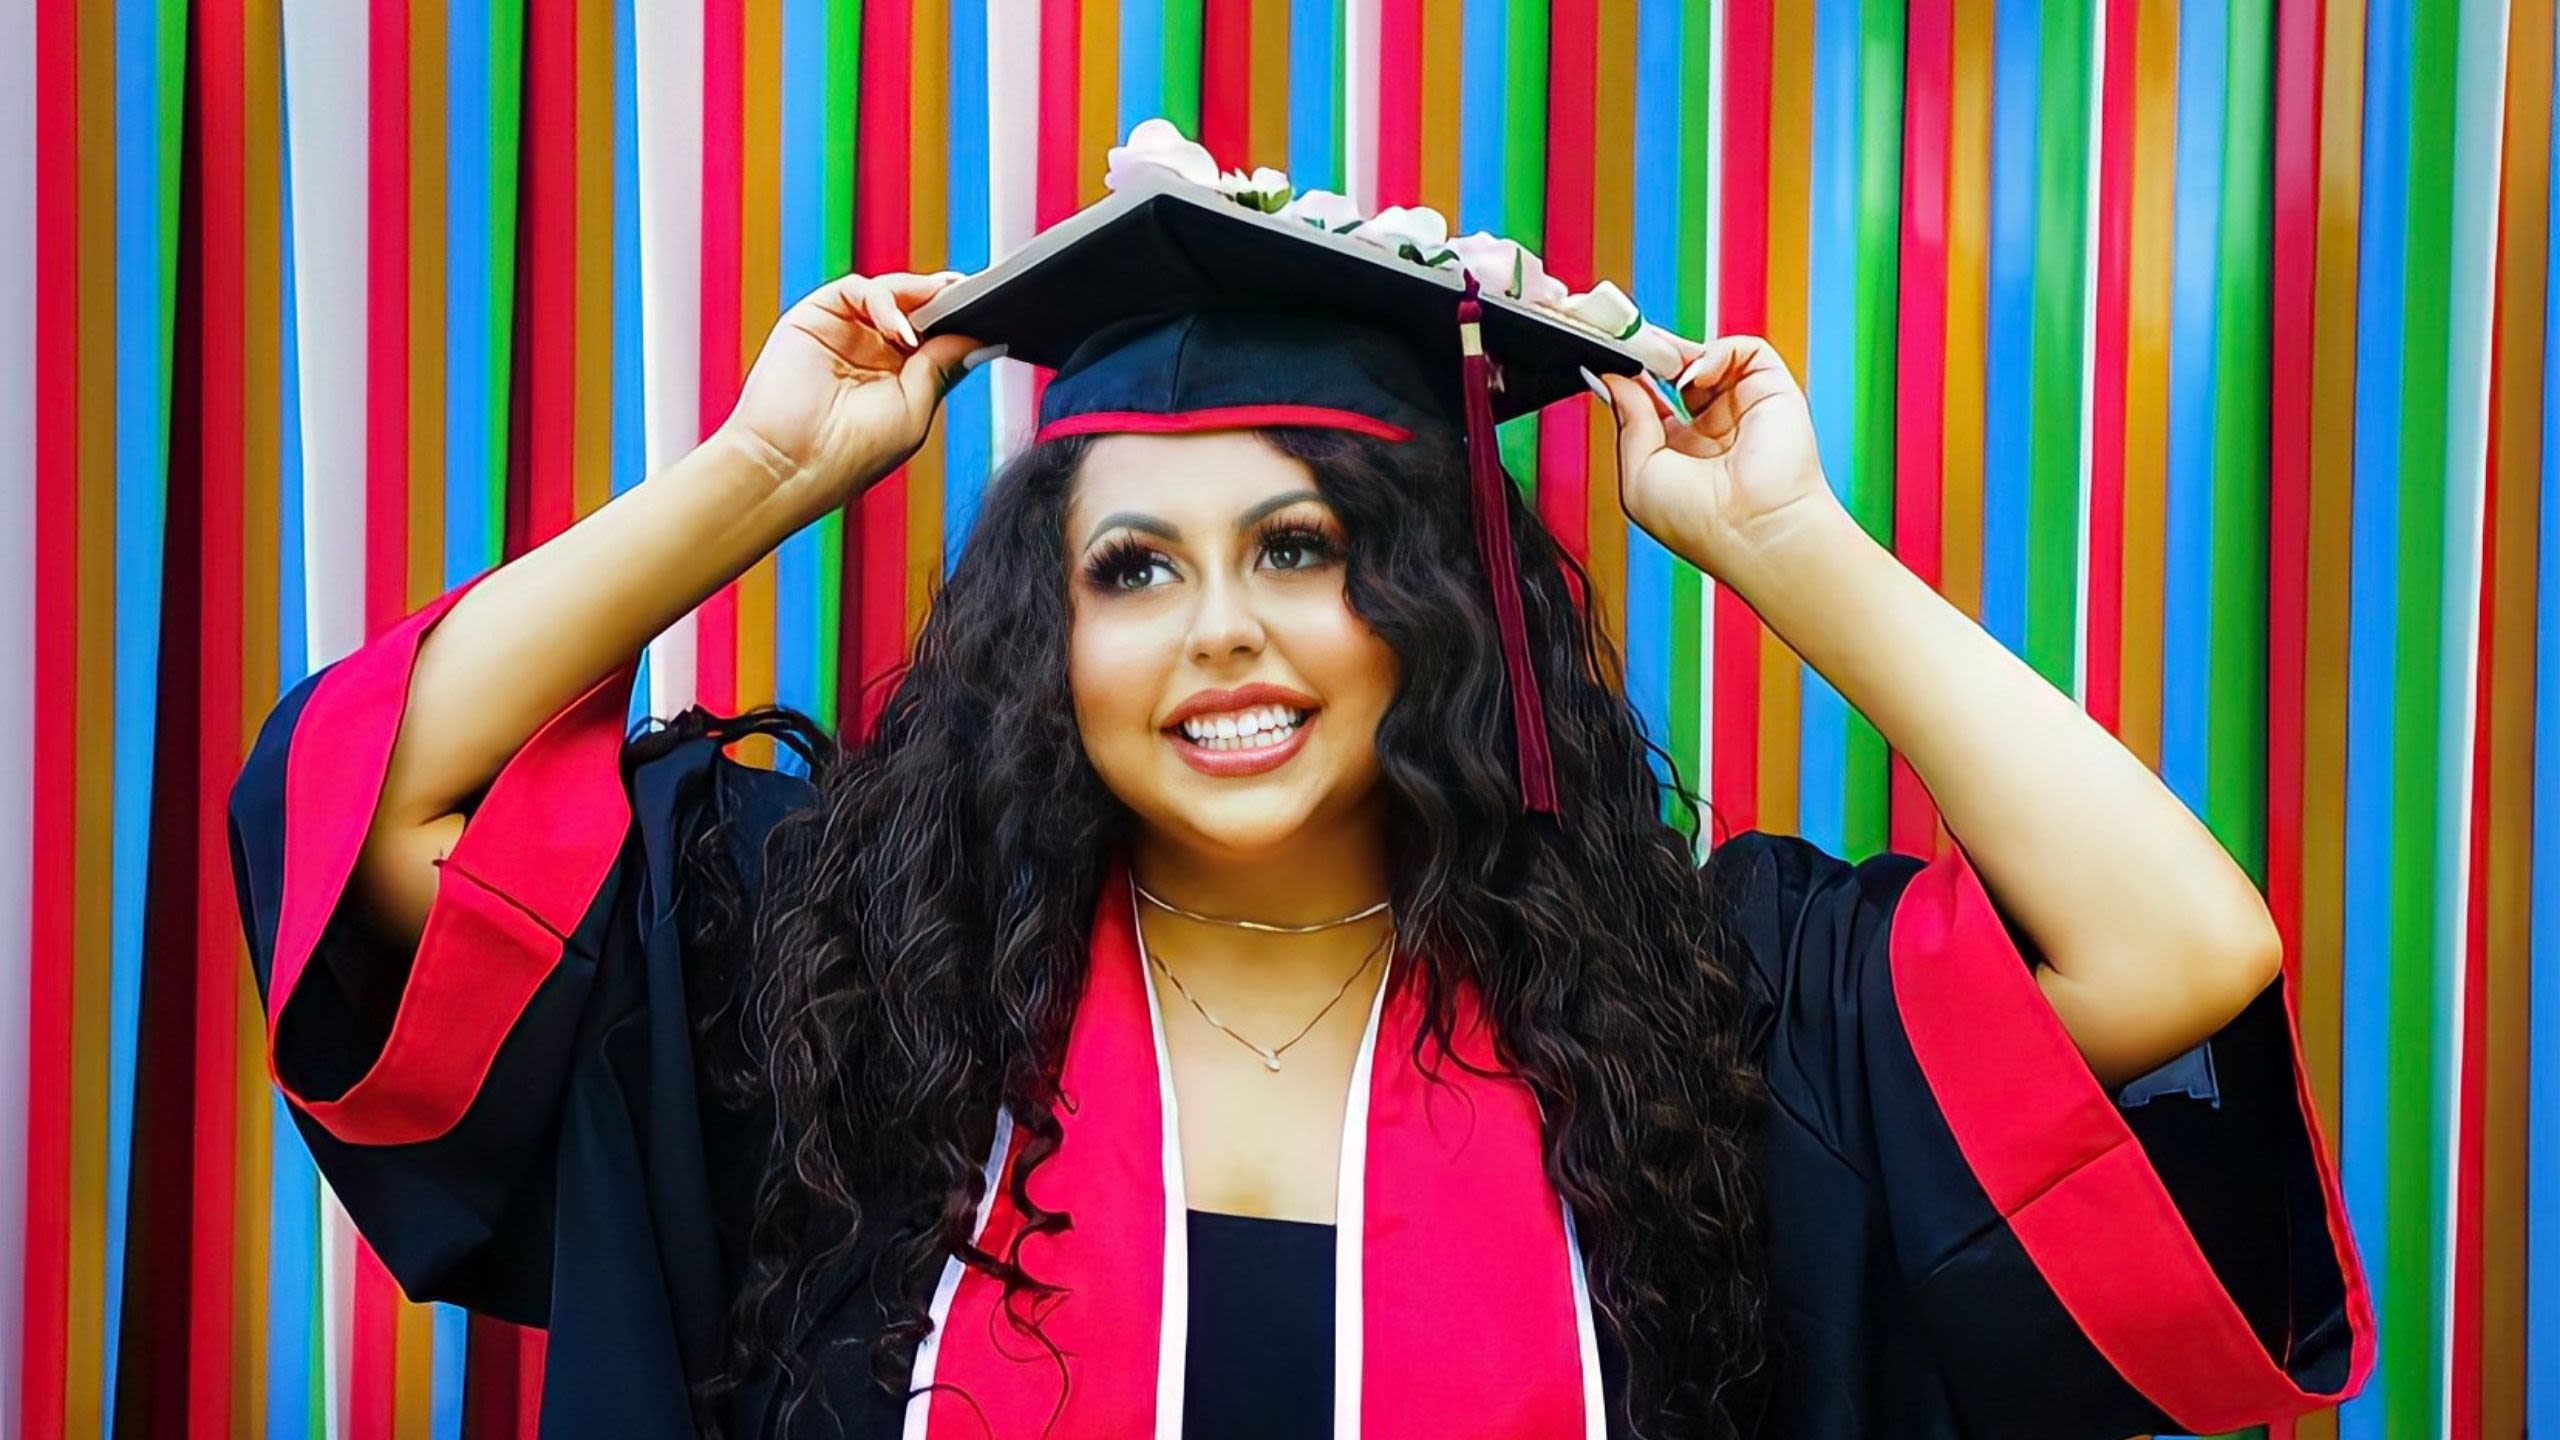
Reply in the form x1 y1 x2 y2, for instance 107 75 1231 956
1596 343 2279 1089
355 270 988 952
1717 498 2279 1088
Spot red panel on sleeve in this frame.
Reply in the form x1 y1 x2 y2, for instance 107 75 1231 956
269 576 640 1146
1885 844 2376 1434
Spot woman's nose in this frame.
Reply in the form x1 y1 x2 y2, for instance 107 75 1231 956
1185 572 1266 663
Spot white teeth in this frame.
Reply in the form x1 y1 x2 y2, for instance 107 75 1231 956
1177 705 1308 750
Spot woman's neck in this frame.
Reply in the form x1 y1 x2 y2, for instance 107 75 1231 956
1125 820 1396 990
1127 825 1392 930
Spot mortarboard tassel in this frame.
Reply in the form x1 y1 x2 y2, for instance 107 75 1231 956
1456 273 1559 816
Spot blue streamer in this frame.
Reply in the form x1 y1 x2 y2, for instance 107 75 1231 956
1119 0 1166 138
268 113 316 1439
1796 0 1861 855
613 0 651 729
430 1305 468 1440
2160 0 2227 813
446 0 494 583
278 91 309 686
1458 0 1504 233
1980 0 2037 666
611 0 645 506
772 0 828 763
1624 0 1682 779
104 1 173 1421
2338 0 2411 1432
1289 0 1342 192
947 0 993 573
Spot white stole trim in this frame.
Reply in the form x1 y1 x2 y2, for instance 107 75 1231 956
1129 872 1191 1440
1330 955 1395 1440
1562 1201 1606 1439
902 1107 1016 1440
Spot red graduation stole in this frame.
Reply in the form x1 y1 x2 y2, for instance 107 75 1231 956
907 859 1600 1439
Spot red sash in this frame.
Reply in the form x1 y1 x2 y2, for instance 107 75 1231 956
906 859 1600 1439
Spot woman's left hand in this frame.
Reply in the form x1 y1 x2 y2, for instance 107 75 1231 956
1592 335 1838 582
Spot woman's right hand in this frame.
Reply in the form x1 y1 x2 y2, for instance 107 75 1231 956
714 268 991 525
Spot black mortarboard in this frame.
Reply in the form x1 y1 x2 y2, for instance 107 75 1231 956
908 155 1669 815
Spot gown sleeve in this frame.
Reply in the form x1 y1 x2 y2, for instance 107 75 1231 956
1704 830 2375 1440
226 575 811 1344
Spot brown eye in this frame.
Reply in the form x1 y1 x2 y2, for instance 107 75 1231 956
1260 524 1341 573
1083 537 1173 592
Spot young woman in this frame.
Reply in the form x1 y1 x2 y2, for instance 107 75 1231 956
232 168 2369 1440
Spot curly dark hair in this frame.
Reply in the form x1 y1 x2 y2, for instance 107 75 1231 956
703 423 1770 1438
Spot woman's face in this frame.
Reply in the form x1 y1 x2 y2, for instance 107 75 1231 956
1065 430 1399 859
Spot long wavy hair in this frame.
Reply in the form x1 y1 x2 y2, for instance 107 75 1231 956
697 423 1770 1438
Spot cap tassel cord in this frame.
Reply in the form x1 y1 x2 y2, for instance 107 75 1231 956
1457 274 1559 816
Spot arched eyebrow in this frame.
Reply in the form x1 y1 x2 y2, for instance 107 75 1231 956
1078 488 1328 550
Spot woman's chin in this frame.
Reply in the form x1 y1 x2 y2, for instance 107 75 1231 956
1144 781 1336 858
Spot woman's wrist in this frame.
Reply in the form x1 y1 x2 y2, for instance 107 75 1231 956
1680 483 1869 616
688 423 847 556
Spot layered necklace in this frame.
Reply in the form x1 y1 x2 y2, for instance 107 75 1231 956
1131 877 1394 1073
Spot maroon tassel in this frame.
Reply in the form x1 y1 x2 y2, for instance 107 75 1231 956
1456 273 1558 816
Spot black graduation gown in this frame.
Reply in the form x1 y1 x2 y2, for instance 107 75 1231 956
229 584 2369 1439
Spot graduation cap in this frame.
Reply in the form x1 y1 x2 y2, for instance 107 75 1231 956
907 124 1686 816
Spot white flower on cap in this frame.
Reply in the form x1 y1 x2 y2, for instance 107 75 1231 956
1553 279 1643 341
1347 204 1453 266
1448 232 1571 307
1106 117 1220 190
1101 116 1687 382
1280 187 1365 233
1216 165 1295 213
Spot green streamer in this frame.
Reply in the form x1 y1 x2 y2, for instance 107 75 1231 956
2025 0 2091 694
488 0 527 563
1496 0 1550 491
816 0 864 733
1163 1 1203 139
2208 0 2273 879
2389 0 2459 1432
1669 0 1712 797
158 0 187 343
1844 0 1904 858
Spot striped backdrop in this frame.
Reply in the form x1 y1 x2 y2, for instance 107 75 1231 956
5 1 2556 1437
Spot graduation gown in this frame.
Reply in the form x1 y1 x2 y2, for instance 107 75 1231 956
229 582 2371 1439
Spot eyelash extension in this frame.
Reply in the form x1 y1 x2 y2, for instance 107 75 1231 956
1079 518 1346 592
1082 533 1163 591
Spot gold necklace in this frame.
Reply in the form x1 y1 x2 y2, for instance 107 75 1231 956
1131 878 1392 934
1135 903 1393 1073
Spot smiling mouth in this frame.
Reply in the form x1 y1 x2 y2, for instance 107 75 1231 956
1170 704 1311 752
1163 705 1319 776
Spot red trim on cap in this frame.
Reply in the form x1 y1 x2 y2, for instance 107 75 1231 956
269 576 640 1146
1034 405 1416 444
1886 844 2375 1433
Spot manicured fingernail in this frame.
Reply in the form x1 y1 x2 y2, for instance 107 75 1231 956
960 343 1008 374
1651 373 1694 423
899 315 921 348
1674 354 1715 389
1578 365 1614 406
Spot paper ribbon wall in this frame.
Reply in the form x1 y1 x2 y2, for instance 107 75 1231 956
4 1 2555 1437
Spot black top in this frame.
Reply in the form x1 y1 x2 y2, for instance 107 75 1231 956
228 672 2367 1439
1184 1210 1334 1440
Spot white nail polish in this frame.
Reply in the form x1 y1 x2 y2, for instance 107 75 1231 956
961 343 1009 374
1578 364 1614 405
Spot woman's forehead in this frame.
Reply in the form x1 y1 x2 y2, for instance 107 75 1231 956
1066 431 1328 530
